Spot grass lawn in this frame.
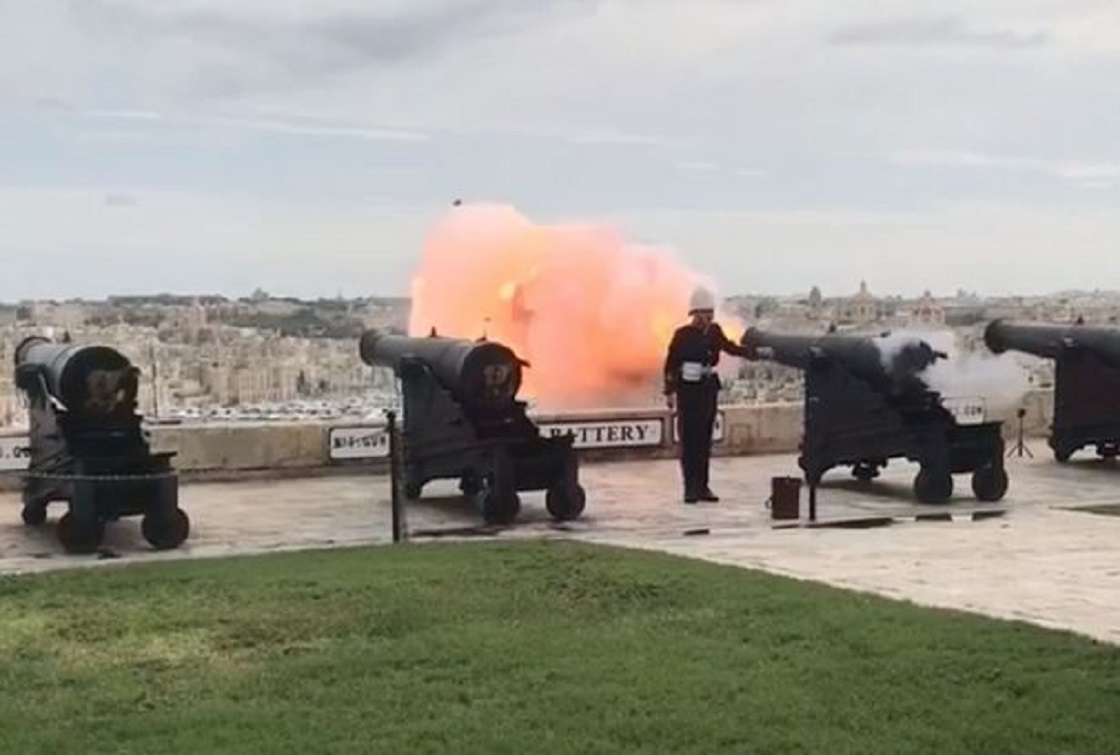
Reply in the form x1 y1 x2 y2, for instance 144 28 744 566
2 540 1119 754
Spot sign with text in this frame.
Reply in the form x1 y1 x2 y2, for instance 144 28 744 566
0 435 30 472
671 411 726 443
328 426 390 460
944 397 986 426
537 418 664 449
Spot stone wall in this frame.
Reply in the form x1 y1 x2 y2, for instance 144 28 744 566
0 390 1055 489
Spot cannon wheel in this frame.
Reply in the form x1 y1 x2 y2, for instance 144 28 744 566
971 465 1009 502
476 481 520 526
459 475 482 497
546 483 586 521
913 468 953 504
142 508 191 550
1052 444 1074 463
57 511 105 554
21 504 47 527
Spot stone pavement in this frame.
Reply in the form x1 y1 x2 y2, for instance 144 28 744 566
2 450 1120 644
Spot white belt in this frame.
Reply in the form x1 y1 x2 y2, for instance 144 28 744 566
681 362 714 382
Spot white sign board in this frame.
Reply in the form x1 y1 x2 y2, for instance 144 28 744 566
538 418 664 449
0 435 30 472
944 397 986 426
328 426 390 460
671 411 726 443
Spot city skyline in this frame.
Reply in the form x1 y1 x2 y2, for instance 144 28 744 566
4 1 1119 300
5 281 1120 308
0 272 1078 430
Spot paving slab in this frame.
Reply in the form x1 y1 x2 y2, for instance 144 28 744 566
2 448 1119 645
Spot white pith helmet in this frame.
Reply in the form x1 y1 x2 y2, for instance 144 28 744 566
689 286 716 314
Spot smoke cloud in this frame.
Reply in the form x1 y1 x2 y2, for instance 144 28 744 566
407 203 743 410
874 328 1032 415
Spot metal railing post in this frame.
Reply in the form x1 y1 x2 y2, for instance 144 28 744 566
385 410 406 543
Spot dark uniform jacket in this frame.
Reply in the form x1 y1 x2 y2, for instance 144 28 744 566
663 322 749 395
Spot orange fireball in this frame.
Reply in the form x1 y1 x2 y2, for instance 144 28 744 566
407 203 742 410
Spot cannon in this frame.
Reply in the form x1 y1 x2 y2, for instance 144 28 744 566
13 336 188 554
741 328 1008 504
985 319 1120 462
359 329 586 525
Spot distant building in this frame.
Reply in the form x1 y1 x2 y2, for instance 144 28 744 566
838 281 882 326
909 290 945 327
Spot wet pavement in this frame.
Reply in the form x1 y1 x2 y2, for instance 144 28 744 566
3 449 1119 644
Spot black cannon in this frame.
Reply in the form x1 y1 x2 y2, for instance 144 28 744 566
359 329 586 525
985 318 1120 462
741 328 1008 504
13 336 188 553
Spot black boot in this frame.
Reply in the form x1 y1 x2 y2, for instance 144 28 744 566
681 461 697 503
698 469 718 501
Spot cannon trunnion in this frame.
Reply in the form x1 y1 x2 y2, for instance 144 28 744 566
13 336 189 554
741 328 1008 504
360 330 586 525
985 319 1120 462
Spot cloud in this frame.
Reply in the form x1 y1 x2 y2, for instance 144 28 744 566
675 161 720 172
0 186 437 299
65 0 602 98
884 149 1120 184
828 15 1048 49
5 185 1120 301
1054 163 1120 181
610 202 1120 297
673 162 767 177
81 108 429 142
103 193 140 207
75 130 161 143
188 116 430 142
4 0 1120 302
85 109 164 121
559 130 684 148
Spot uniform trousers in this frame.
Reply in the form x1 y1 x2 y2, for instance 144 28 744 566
675 384 718 495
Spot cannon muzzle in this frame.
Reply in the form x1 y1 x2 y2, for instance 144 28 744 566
984 319 1120 368
360 329 526 409
14 336 140 416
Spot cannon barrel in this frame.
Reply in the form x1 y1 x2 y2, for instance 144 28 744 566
984 319 1120 367
359 330 525 407
740 327 944 395
14 336 139 415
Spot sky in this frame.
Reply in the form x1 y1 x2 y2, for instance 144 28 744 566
2 0 1120 301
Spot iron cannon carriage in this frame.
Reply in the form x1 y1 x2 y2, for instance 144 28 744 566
360 330 586 525
741 328 1008 504
14 336 188 553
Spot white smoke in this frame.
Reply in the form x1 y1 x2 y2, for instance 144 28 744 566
872 328 1032 416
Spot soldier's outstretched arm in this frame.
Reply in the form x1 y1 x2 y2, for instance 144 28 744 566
714 323 750 357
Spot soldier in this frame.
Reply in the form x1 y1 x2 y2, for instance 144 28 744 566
663 287 749 503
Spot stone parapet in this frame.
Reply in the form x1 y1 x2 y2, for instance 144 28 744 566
0 390 1055 489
